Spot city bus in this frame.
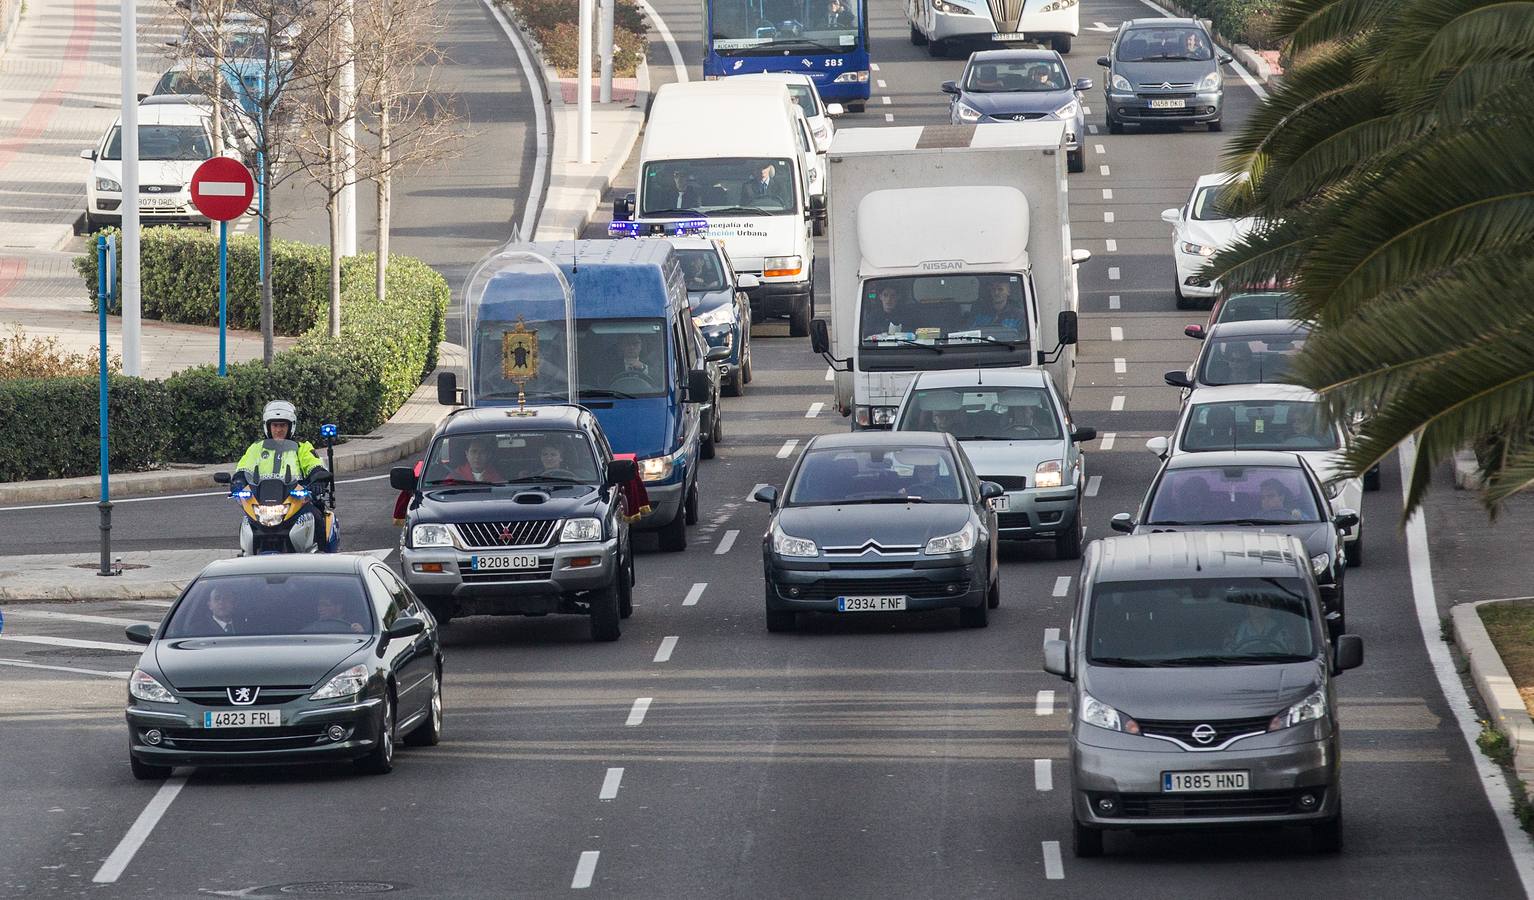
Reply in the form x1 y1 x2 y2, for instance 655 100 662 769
702 0 871 112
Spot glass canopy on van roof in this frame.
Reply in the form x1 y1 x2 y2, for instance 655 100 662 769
462 248 578 409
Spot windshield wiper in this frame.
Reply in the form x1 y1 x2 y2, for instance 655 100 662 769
1144 53 1197 60
707 205 775 215
423 483 494 493
866 337 943 354
504 475 584 485
761 38 842 53
1089 656 1160 667
641 207 704 217
1154 654 1309 665
1199 518 1311 526
478 389 561 401
943 334 1020 350
862 496 926 503
579 388 639 399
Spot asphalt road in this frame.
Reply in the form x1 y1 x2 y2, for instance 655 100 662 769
1 0 1531 896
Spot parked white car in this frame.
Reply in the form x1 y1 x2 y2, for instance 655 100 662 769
80 101 241 230
1146 382 1367 566
737 71 840 153
1161 172 1257 308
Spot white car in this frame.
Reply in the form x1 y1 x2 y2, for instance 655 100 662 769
736 72 839 154
1146 382 1366 566
907 0 1080 58
80 101 241 230
1161 172 1257 308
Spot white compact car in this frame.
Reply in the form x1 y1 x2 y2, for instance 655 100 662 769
81 101 241 230
1146 382 1367 566
1161 172 1258 308
908 0 1080 58
736 71 839 154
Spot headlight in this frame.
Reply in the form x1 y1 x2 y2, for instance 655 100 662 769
639 454 675 483
412 523 455 547
1053 99 1080 119
924 521 977 555
1034 460 1063 489
1080 691 1139 734
96 176 122 192
854 405 897 427
255 503 287 526
311 663 369 700
561 517 603 542
954 102 983 123
1041 0 1077 10
833 70 869 84
772 525 819 558
764 255 803 277
692 305 735 327
130 669 176 704
1197 70 1222 92
1180 241 1217 257
931 0 966 11
1269 688 1327 731
1110 73 1133 93
1323 479 1345 500
1310 553 1330 575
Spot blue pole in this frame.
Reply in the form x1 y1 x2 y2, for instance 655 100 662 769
97 234 112 576
218 219 228 376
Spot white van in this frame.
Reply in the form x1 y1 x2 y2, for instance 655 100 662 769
616 82 821 336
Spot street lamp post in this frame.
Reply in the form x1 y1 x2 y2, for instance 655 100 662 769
338 0 358 257
599 0 614 104
578 0 593 163
119 0 142 376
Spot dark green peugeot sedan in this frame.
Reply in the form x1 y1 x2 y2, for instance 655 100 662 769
124 555 444 778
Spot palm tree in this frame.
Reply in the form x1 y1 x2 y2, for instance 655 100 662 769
1211 0 1534 516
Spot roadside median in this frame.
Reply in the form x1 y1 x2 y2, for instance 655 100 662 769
1452 598 1534 784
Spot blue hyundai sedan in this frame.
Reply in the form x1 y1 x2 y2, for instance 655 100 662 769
942 49 1091 173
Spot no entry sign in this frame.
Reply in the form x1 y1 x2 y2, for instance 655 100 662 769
190 157 255 221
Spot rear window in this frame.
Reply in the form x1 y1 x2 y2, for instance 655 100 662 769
1216 292 1295 324
788 447 966 505
1196 332 1308 385
897 386 1062 441
1180 400 1339 452
1087 578 1316 666
1146 465 1322 525
164 574 373 637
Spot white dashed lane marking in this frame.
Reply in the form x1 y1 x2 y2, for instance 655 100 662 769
881 96 891 105
1035 759 1053 791
884 113 894 122
599 767 624 800
0 634 138 653
1111 396 1126 411
1052 576 1071 597
572 851 600 889
1035 690 1055 715
1103 211 1115 223
626 698 653 726
1099 164 1110 176
1094 143 1105 155
654 636 678 663
92 777 188 883
1100 432 1117 450
1085 475 1102 497
1108 294 1121 309
1043 841 1065 879
715 529 739 555
1110 326 1123 341
1105 239 1117 252
806 402 823 418
1107 267 1120 280
1101 188 1113 200
1113 358 1126 374
683 582 707 606
777 439 798 459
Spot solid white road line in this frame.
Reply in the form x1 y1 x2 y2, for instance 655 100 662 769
1035 690 1055 716
1044 627 1061 643
806 402 823 418
1110 326 1123 341
3 609 155 628
636 0 688 83
1042 841 1064 879
715 529 739 555
626 697 652 726
777 439 798 459
0 634 139 653
654 636 678 663
1111 396 1126 411
1100 432 1117 451
1094 143 1106 155
599 767 624 801
481 0 549 239
122 599 174 608
1099 164 1110 176
1035 759 1053 791
683 582 706 606
1108 294 1121 309
92 776 188 883
1103 211 1115 223
1085 475 1102 497
1113 358 1126 374
572 851 600 889
0 474 389 512
1399 437 1534 891
1052 576 1070 597
1102 188 1113 200
0 659 130 679
1105 239 1118 252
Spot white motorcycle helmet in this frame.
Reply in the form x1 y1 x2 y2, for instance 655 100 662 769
262 399 297 439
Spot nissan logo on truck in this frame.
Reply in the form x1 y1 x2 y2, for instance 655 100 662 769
919 260 965 271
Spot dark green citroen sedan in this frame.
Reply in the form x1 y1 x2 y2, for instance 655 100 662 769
123 555 444 779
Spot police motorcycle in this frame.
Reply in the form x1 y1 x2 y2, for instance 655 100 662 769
214 424 341 555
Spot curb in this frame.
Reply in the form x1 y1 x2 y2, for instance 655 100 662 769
0 580 191 602
1452 598 1534 782
1454 449 1482 490
0 0 22 60
0 343 464 506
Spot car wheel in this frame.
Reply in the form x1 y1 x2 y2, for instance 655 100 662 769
404 669 443 747
355 693 396 775
618 548 635 618
1363 465 1381 492
1347 531 1363 568
910 22 927 45
927 37 945 58
766 592 798 633
658 501 688 552
130 752 171 781
701 421 717 460
685 482 699 525
1207 119 1223 132
986 571 1001 609
1053 35 1072 53
846 101 866 113
789 299 811 337
1073 819 1104 858
1107 113 1124 135
83 211 97 234
424 599 455 626
724 365 745 397
1055 515 1084 560
1312 809 1343 853
742 342 754 384
1174 275 1195 310
1068 148 1084 174
959 599 988 628
590 581 622 641
713 403 724 446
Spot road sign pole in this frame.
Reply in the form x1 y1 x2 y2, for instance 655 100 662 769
97 234 113 577
218 219 228 376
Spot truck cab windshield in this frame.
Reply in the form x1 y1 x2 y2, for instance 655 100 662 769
860 274 1030 351
641 158 798 216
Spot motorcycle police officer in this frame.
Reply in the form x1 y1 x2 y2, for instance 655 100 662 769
233 400 331 491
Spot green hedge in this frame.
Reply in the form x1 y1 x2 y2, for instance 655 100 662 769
506 0 649 77
0 230 448 482
1178 0 1280 50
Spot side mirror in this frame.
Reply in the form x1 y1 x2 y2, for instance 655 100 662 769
705 344 730 363
80 148 97 160
606 457 639 485
125 624 155 644
1333 509 1360 531
389 465 419 493
1184 324 1205 339
1109 512 1135 534
753 484 779 507
613 194 633 221
686 368 711 403
809 194 826 215
1095 55 1110 68
213 472 233 484
736 273 760 290
1056 310 1078 346
1042 638 1071 679
1333 633 1364 673
810 318 831 355
1161 207 1180 225
436 371 459 407
1073 77 1093 92
940 80 959 95
1218 53 1233 65
1145 436 1169 459
136 92 149 102
1164 370 1194 389
1070 248 1092 266
826 102 845 115
979 480 1004 500
1071 426 1097 444
385 616 426 640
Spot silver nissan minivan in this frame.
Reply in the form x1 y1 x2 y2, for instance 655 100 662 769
1043 530 1363 857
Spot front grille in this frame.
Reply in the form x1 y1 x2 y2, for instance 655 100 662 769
140 184 183 193
1136 83 1195 92
1115 789 1316 819
461 562 556 583
1134 106 1207 117
997 511 1032 529
1137 715 1272 749
158 726 341 753
996 112 1047 121
985 474 1030 490
786 576 959 602
177 687 310 707
822 543 921 555
455 519 558 549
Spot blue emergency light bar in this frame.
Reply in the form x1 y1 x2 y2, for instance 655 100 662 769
607 218 710 238
320 423 339 438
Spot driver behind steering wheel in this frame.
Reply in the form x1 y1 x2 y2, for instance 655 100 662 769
1226 602 1298 654
528 444 575 480
611 333 654 388
313 595 364 634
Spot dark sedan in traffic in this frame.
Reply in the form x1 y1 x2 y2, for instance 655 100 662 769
1110 450 1357 631
124 555 444 779
942 48 1091 172
754 431 1004 632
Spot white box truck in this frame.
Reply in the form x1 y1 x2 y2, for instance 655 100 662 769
614 81 822 336
810 122 1085 428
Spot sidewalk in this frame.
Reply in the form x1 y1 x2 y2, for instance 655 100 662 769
533 62 651 240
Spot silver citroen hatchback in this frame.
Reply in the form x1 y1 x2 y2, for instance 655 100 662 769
1043 530 1363 857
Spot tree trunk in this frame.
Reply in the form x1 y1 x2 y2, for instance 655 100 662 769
375 95 391 303
328 124 342 339
260 151 274 366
